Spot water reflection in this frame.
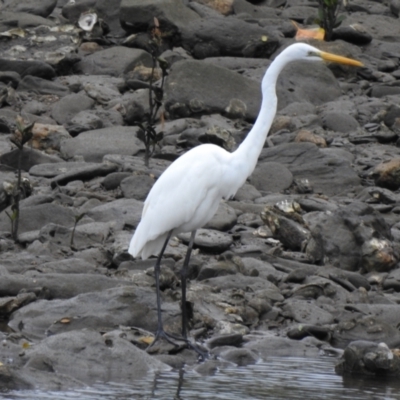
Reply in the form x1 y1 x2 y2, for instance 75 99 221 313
5 357 400 400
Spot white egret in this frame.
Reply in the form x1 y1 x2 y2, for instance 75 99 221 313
129 43 362 354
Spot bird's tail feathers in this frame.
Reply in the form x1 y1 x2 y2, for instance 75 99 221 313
129 229 170 260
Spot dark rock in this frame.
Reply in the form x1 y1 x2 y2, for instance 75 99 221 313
0 59 55 79
180 17 279 59
332 25 373 45
219 348 259 366
0 148 63 172
120 0 199 36
371 159 400 190
50 163 118 188
336 341 400 376
206 334 243 349
102 172 132 190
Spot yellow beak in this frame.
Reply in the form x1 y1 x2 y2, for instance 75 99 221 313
319 51 363 67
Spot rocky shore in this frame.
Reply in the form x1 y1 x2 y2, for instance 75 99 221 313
1 0 400 390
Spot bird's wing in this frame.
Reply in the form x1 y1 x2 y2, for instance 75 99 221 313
130 145 227 257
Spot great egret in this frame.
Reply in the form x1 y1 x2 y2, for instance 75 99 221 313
129 43 362 353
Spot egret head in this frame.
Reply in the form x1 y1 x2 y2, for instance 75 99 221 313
279 42 363 67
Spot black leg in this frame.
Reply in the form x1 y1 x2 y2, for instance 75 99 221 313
181 230 196 338
147 230 207 360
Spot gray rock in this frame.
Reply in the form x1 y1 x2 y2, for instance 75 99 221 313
259 143 361 196
322 112 359 133
18 76 70 97
3 0 57 17
204 202 237 231
66 111 104 136
336 340 400 376
282 299 335 325
165 60 261 121
74 47 153 77
50 163 118 188
8 286 174 341
250 161 293 193
245 335 320 358
179 229 233 253
0 272 124 300
29 162 100 178
277 60 343 110
51 92 95 125
86 198 143 229
60 126 144 162
120 174 155 200
0 203 75 235
24 329 170 384
102 172 132 190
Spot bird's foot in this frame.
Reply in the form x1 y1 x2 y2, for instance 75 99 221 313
147 329 208 360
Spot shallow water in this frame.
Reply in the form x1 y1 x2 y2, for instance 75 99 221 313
4 357 400 400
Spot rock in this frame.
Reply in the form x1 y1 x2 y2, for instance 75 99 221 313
322 112 359 133
371 159 400 190
245 335 320 358
24 329 170 384
0 59 56 79
332 25 373 45
336 341 400 376
0 203 75 235
304 202 393 271
294 130 327 147
19 76 70 98
51 93 95 125
276 59 344 110
50 163 118 188
120 174 155 200
4 0 57 18
0 148 63 171
219 347 259 366
30 124 71 152
180 17 279 59
250 161 293 193
75 46 153 77
120 0 200 34
8 286 176 341
204 202 237 231
60 126 144 162
0 272 124 300
102 172 132 190
259 143 361 196
179 229 233 253
86 198 143 229
165 59 261 121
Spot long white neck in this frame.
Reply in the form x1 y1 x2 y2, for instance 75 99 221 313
232 51 289 179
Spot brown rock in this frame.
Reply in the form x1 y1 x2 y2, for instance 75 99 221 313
294 129 327 147
371 159 400 190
